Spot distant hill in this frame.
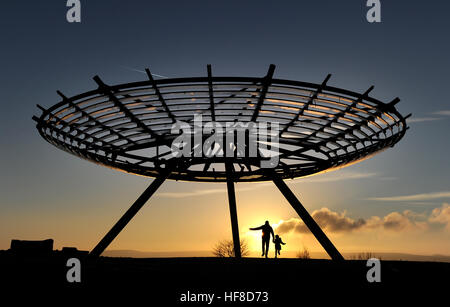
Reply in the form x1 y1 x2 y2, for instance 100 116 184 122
103 249 450 262
103 250 214 258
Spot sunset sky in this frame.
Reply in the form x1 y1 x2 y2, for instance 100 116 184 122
1 1 450 257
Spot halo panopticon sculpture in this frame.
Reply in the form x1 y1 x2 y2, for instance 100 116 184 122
33 65 409 260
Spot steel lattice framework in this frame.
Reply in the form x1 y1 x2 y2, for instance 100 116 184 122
33 65 410 260
33 65 409 182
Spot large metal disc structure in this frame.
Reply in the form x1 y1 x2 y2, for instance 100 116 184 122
33 65 409 260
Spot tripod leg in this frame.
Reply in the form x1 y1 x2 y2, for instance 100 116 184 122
90 172 170 257
272 175 344 261
225 162 241 258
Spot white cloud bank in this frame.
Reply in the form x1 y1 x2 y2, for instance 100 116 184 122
275 203 450 235
367 191 450 202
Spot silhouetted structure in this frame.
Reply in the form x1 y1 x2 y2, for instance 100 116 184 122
10 239 53 255
33 64 409 260
61 247 89 257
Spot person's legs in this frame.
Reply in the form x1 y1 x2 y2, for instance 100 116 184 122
264 239 270 258
261 240 265 256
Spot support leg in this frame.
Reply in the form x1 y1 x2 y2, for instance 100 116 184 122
225 162 241 258
272 175 344 261
90 172 170 257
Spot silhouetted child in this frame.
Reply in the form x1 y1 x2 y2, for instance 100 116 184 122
273 235 286 258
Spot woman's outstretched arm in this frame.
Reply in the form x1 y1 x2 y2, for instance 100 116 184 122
249 225 263 230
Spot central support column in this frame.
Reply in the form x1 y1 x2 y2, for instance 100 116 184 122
272 174 344 261
90 170 171 257
225 162 242 258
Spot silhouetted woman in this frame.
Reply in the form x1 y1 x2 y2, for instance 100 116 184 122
249 221 274 258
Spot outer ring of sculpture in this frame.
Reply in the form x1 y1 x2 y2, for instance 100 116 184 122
34 73 408 182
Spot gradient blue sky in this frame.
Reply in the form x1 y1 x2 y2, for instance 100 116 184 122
1 1 450 255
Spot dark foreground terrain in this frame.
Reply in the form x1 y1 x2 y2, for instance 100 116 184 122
0 251 448 304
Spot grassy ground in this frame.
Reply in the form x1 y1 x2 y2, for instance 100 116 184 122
1 251 448 304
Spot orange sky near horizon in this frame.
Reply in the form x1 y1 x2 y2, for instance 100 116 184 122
2 161 450 257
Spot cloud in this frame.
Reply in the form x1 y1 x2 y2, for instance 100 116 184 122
381 212 413 231
157 188 226 198
158 171 376 198
275 208 367 234
297 172 378 184
367 191 450 202
311 208 366 232
157 183 271 198
274 204 450 235
432 110 450 116
120 65 168 78
408 110 450 124
275 219 305 234
407 117 442 123
429 203 450 231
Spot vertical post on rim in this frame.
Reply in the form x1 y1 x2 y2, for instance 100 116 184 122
90 171 171 257
272 174 344 261
225 162 242 258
